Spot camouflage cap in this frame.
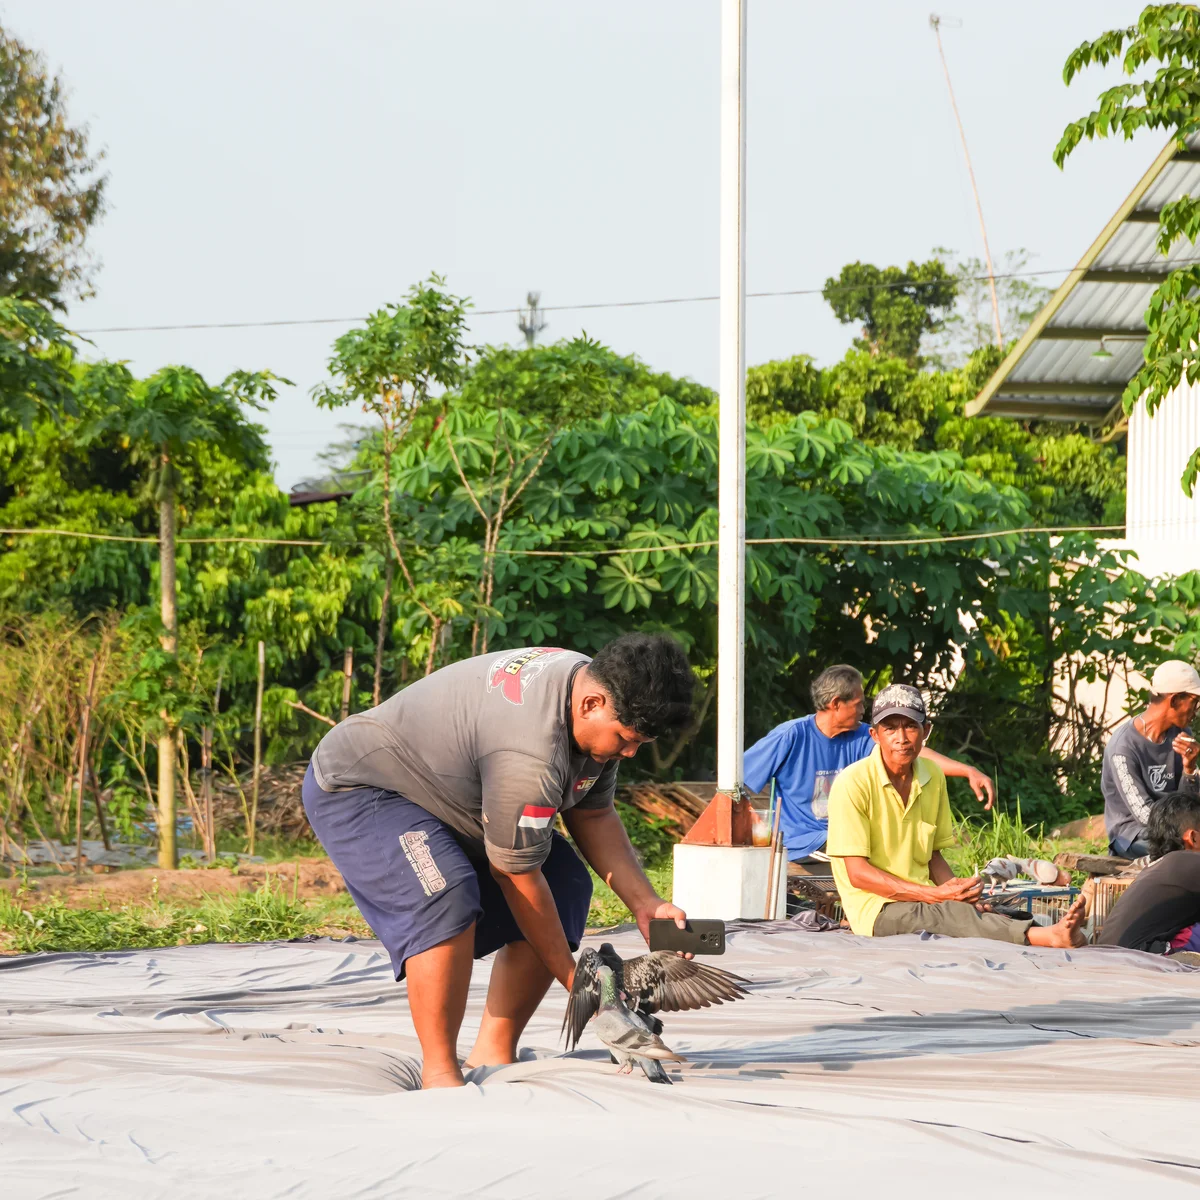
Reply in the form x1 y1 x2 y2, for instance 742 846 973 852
870 683 927 727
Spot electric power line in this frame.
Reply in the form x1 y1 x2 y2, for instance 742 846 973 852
0 523 1127 555
69 256 1191 337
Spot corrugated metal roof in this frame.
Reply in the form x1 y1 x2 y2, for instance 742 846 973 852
968 134 1200 423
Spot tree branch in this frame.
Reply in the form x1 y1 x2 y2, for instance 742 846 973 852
286 699 336 728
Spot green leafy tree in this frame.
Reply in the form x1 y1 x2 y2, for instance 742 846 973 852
1055 3 1200 492
0 28 106 305
77 365 279 867
925 248 1053 367
391 388 1045 774
744 266 1126 527
315 276 471 675
940 537 1200 823
822 259 958 362
442 337 616 653
0 298 77 429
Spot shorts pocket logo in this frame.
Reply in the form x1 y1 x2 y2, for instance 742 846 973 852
400 831 447 897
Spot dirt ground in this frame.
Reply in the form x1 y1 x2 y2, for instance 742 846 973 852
0 857 346 906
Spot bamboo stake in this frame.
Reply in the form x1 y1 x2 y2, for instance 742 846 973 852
373 555 393 707
206 661 224 861
88 764 111 851
341 646 353 721
250 641 264 856
177 733 207 852
763 778 783 920
90 631 114 852
201 724 213 859
74 658 100 874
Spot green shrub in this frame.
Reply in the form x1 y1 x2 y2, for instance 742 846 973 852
0 877 318 954
615 801 677 866
947 802 1048 877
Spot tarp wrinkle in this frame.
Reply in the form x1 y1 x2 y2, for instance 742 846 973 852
3 927 1200 1196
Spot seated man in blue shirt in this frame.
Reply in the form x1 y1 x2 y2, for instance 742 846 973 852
745 664 995 873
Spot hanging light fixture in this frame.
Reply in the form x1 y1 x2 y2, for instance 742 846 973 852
1092 336 1114 360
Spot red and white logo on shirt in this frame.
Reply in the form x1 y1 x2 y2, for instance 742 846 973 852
487 647 566 705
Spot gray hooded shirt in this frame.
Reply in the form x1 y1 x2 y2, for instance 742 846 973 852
310 647 617 873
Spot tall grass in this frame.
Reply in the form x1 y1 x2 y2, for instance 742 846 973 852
0 877 325 954
948 802 1048 876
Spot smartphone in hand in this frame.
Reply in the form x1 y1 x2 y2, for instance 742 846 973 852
648 918 726 955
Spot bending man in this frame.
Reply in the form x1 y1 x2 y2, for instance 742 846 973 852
1098 791 1200 956
827 683 1085 947
303 635 695 1088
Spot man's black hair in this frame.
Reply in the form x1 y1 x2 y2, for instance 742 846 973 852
1146 790 1200 858
588 633 695 738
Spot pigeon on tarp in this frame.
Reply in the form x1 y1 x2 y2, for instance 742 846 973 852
590 964 688 1083
562 942 749 1083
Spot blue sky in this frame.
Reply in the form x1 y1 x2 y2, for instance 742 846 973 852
10 1 1152 488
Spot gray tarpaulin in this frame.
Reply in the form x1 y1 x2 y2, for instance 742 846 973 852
3 922 1200 1198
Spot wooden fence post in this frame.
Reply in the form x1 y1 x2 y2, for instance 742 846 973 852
373 556 393 708
74 658 100 874
201 724 214 860
341 647 354 721
250 641 264 856
204 661 224 861
89 765 111 852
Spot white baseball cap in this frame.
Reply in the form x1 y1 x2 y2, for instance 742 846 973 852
1150 660 1200 697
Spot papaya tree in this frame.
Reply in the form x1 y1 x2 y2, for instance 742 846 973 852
78 363 279 867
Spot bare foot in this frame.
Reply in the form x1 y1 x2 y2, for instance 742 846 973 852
422 1067 466 1089
462 1048 518 1070
1026 896 1088 949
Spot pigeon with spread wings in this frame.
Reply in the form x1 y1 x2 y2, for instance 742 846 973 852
562 942 749 1081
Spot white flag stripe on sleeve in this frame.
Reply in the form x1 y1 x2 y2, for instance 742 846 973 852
518 804 557 829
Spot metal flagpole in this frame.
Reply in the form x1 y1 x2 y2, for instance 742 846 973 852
716 0 746 799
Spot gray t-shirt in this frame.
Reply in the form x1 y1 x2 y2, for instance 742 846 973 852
310 647 618 873
1102 718 1199 848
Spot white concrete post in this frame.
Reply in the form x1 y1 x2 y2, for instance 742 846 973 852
716 0 746 797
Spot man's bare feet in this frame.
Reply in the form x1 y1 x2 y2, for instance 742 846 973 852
422 1067 466 1089
1026 895 1088 949
462 1042 519 1070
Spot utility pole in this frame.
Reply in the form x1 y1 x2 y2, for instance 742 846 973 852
672 0 777 920
716 0 747 807
517 291 548 348
930 13 1004 349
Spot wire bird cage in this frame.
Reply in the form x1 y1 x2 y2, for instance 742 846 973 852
787 876 843 921
1087 876 1135 942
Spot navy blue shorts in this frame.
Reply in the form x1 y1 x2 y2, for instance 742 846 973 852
302 763 593 980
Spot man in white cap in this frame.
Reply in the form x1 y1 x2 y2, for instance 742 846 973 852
1103 660 1200 859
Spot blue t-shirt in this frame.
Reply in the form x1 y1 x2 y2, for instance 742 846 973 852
744 715 874 860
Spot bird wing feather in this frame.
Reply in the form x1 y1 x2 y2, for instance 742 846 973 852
562 947 605 1051
622 952 749 1015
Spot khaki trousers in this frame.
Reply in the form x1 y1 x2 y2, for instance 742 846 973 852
872 899 1033 944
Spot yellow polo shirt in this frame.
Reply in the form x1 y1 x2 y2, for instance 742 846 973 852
827 747 955 936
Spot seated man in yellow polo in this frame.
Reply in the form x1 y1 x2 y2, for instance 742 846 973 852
826 684 1086 947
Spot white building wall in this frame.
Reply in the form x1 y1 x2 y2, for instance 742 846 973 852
1126 380 1200 576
